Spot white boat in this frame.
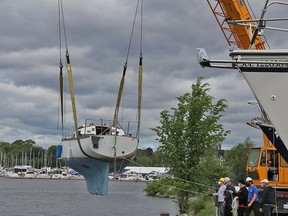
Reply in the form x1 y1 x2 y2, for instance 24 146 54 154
6 165 37 179
59 120 139 194
61 121 138 161
197 0 288 161
56 1 143 195
50 168 69 179
197 48 288 161
118 171 144 181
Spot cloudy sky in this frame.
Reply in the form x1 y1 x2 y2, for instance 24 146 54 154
0 0 286 150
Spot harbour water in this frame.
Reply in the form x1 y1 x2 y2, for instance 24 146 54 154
0 177 178 216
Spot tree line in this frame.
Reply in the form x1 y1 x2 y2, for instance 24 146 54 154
0 139 59 168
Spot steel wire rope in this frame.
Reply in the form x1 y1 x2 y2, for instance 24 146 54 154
246 0 271 49
112 0 142 174
59 0 69 52
57 0 97 160
271 126 279 215
113 0 142 126
57 0 64 137
122 153 213 196
122 156 218 191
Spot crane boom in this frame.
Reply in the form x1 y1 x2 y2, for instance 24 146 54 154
207 0 265 50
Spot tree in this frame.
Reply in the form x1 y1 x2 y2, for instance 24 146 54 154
152 77 230 214
0 139 61 168
225 137 255 180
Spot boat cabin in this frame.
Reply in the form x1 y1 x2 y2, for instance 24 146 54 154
76 125 125 137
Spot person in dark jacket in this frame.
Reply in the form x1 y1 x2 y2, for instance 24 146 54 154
259 179 276 216
224 177 236 216
236 179 248 216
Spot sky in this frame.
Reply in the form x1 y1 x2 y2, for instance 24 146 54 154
0 0 287 150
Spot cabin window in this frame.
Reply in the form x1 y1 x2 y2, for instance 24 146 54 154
280 156 288 167
260 150 266 166
266 150 278 168
247 148 260 167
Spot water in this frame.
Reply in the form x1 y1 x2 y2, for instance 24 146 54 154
0 178 178 216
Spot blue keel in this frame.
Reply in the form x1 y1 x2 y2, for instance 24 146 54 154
64 157 109 196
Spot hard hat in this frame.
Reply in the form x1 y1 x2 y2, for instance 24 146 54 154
224 177 231 183
246 177 253 182
219 177 225 183
260 179 269 183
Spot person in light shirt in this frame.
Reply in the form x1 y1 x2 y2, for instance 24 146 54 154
217 177 226 216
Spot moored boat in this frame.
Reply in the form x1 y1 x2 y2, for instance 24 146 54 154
5 165 37 179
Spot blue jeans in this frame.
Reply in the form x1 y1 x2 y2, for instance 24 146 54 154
218 202 225 216
263 204 274 216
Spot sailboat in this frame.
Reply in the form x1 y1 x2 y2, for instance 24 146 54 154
197 0 288 160
56 0 143 195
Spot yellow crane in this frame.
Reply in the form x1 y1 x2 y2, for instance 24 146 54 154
206 1 288 213
207 0 288 215
207 0 265 49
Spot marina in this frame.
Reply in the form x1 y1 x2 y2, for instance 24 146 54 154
0 165 169 182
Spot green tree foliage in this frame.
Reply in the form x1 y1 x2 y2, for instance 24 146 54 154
224 137 255 180
151 77 230 214
134 148 163 167
0 139 60 168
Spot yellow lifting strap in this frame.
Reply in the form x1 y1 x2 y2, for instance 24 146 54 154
66 51 79 138
112 63 127 130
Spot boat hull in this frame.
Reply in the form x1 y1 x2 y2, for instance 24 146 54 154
230 50 288 152
61 135 138 161
242 70 288 146
59 134 138 195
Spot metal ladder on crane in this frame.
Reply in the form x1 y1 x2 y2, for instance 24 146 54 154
206 0 265 50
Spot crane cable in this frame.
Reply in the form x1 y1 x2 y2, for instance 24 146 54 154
245 0 270 49
58 0 64 137
112 0 144 174
112 0 142 127
58 0 98 161
58 0 79 140
122 156 217 196
271 127 279 215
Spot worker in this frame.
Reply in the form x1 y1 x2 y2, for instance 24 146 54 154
245 177 260 216
259 179 276 216
217 177 226 216
236 179 248 216
224 177 236 216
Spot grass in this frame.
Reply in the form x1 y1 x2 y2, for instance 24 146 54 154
194 196 216 216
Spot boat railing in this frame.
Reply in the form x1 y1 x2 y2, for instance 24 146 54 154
83 118 139 138
63 119 139 139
